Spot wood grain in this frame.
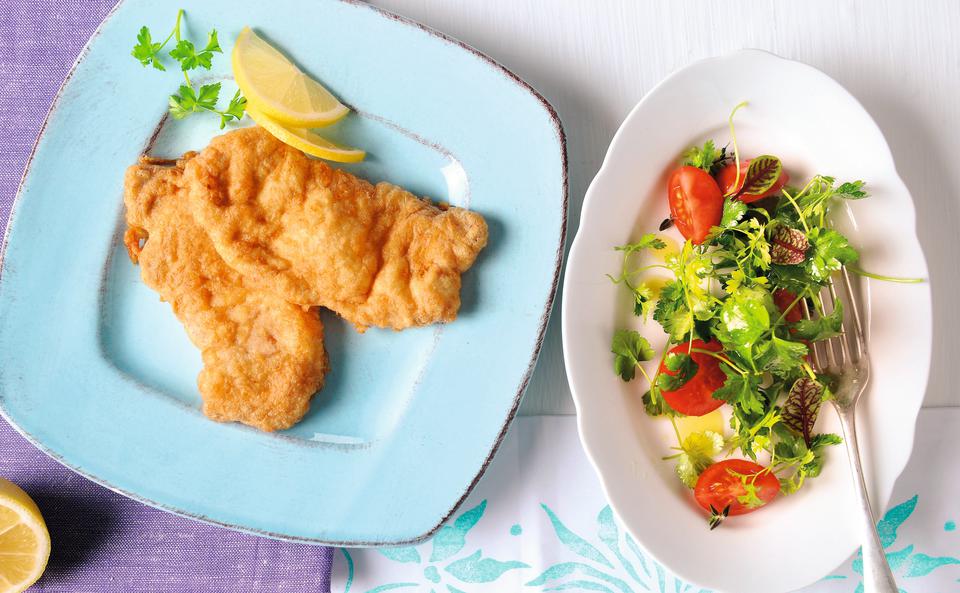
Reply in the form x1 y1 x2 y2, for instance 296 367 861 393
370 0 960 414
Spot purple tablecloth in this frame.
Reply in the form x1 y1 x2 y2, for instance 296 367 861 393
0 2 334 591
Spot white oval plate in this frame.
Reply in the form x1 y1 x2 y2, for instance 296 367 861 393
562 50 931 593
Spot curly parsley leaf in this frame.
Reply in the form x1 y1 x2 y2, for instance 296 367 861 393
673 430 725 488
656 351 698 392
612 329 654 382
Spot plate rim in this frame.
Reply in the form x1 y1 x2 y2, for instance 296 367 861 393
561 48 931 590
0 0 568 546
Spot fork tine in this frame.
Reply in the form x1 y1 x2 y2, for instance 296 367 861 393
800 298 824 373
827 280 849 366
818 286 840 370
840 267 866 359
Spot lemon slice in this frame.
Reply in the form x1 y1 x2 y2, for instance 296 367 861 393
233 27 350 128
0 478 49 593
247 107 366 163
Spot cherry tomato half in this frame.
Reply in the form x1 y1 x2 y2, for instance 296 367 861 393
717 160 789 203
694 459 780 516
667 166 724 244
658 339 727 416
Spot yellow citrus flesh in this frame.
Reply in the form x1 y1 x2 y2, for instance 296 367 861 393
0 478 49 593
232 27 349 128
675 409 725 442
247 107 365 163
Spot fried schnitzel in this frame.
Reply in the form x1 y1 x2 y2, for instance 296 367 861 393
181 127 488 331
124 157 328 432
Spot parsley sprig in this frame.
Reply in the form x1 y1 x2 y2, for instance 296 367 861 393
131 9 246 128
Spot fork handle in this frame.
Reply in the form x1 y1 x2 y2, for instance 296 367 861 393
837 408 899 593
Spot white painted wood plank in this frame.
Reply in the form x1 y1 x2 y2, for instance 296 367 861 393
370 0 960 413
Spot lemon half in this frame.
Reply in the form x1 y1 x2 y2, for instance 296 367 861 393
0 478 49 593
247 106 366 163
233 27 350 128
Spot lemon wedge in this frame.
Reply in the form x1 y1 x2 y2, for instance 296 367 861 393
0 478 49 593
247 106 366 163
233 27 350 128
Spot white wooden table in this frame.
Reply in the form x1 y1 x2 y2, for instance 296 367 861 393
371 0 960 414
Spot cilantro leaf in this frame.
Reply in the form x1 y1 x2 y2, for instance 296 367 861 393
132 26 166 70
642 389 671 416
682 140 726 173
652 280 693 342
756 335 808 377
674 431 724 488
719 198 747 228
791 300 843 340
611 329 654 382
713 286 774 364
805 228 859 282
712 366 764 415
656 351 698 392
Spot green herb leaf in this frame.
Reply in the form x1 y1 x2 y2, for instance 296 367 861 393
740 155 782 195
656 351 698 392
782 377 825 446
719 198 748 228
682 140 726 173
169 29 222 70
791 300 843 340
615 233 667 253
611 329 654 382
836 180 868 200
131 26 166 70
713 286 774 364
805 228 859 282
757 335 808 377
652 280 693 342
642 389 670 416
674 431 725 488
712 366 764 415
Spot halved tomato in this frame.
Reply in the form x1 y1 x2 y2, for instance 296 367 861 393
658 340 726 416
717 160 789 203
694 459 780 517
666 166 724 244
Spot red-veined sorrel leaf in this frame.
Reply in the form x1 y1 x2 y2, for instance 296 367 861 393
740 155 782 195
771 226 810 265
783 377 824 446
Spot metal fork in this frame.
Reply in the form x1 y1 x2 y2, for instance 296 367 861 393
801 267 898 593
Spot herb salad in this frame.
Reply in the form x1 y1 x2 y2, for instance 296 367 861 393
609 102 878 528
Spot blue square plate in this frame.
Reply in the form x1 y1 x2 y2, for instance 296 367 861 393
0 0 565 545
